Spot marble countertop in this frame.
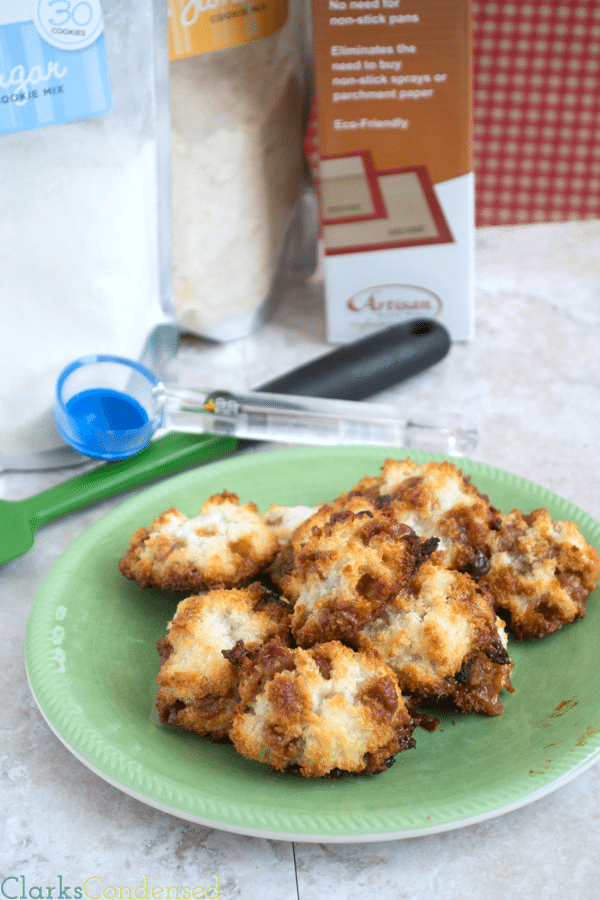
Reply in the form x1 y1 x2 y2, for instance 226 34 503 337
2 220 600 899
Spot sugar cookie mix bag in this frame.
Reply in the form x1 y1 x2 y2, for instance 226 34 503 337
0 0 172 458
168 0 316 341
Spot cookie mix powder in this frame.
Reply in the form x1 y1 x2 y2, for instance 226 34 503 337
169 0 307 341
0 0 171 457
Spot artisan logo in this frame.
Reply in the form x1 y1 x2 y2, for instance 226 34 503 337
347 283 442 316
0 878 220 900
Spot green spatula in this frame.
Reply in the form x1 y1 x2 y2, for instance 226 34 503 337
0 433 237 566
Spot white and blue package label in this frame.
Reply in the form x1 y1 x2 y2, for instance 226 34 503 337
0 0 113 134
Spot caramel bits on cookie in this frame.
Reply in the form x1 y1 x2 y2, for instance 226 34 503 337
349 457 502 577
481 508 600 640
229 637 416 777
119 490 279 591
155 583 290 740
275 495 438 648
356 560 514 716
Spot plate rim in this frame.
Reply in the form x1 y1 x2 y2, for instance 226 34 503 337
25 445 600 842
26 675 600 844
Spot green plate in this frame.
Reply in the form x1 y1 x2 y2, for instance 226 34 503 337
25 447 600 843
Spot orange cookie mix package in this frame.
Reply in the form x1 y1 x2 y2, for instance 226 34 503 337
310 0 474 341
167 0 311 341
168 0 289 58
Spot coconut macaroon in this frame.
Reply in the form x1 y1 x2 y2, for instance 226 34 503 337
268 499 343 601
347 457 502 578
480 507 600 641
260 504 323 547
155 583 291 740
119 490 279 591
277 495 438 648
229 637 416 777
355 560 514 716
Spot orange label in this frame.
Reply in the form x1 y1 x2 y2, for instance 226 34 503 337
310 0 472 185
169 0 288 60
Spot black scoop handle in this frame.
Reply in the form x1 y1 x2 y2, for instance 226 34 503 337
256 318 450 400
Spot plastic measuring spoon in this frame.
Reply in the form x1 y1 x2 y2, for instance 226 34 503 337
54 354 477 461
1 319 465 565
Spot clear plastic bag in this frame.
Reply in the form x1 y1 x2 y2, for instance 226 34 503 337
169 0 318 341
0 0 173 459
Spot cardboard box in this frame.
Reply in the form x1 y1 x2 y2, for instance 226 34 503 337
310 0 474 342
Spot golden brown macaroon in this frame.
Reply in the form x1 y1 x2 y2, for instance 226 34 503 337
268 499 342 599
278 495 438 648
229 637 416 777
480 507 600 640
119 490 279 591
260 504 323 546
267 489 388 589
347 457 502 578
155 583 291 740
355 560 514 716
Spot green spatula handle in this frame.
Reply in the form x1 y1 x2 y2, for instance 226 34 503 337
19 433 237 531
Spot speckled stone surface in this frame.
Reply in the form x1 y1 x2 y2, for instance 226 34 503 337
1 220 600 899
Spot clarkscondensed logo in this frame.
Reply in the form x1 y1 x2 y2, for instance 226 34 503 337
0 877 220 900
347 284 442 318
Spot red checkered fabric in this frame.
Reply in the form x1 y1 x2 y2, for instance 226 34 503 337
473 0 600 225
305 1 600 227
